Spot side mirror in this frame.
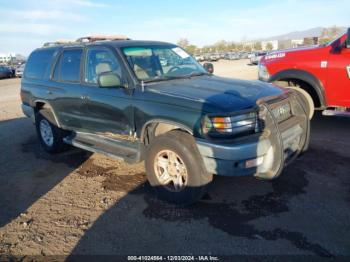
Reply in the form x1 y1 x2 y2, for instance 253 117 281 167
346 28 350 48
98 72 122 88
203 62 214 74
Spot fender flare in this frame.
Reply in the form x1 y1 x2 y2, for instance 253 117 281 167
32 99 62 128
140 119 193 142
268 69 327 108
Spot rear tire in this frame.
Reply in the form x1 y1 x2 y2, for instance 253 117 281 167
35 109 67 154
145 130 213 205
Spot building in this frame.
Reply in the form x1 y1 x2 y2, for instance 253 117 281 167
242 41 255 50
0 53 16 64
278 39 304 49
303 37 319 45
291 39 304 48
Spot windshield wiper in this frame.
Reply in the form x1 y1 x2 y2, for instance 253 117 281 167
143 72 209 83
143 75 187 83
186 72 210 77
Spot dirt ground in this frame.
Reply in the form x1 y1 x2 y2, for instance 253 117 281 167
0 60 350 259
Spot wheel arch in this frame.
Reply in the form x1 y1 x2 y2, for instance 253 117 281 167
33 99 62 128
269 69 327 108
140 119 193 145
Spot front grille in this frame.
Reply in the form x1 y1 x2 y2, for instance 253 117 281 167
270 99 292 123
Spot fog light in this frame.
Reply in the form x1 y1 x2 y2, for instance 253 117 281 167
245 156 264 168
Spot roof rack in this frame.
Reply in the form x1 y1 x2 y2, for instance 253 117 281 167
42 35 130 47
76 35 130 43
43 40 76 47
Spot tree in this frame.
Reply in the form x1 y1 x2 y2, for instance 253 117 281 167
253 42 262 51
201 46 211 53
244 45 252 52
279 42 287 50
177 38 189 49
185 45 197 55
266 42 274 51
227 42 236 51
233 43 243 51
320 25 343 44
213 40 228 52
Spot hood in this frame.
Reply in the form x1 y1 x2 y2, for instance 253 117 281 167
145 75 284 113
273 45 321 54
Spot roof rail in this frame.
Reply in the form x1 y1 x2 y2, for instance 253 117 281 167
76 35 130 43
42 35 130 47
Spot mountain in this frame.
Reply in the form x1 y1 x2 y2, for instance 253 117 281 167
260 27 347 41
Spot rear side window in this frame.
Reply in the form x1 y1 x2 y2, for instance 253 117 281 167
53 49 82 83
24 49 56 79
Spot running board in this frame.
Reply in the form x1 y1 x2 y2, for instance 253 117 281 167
322 110 350 117
63 132 142 164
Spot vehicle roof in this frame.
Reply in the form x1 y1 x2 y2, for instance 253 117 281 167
35 40 177 52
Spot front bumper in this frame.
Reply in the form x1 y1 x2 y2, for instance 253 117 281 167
196 94 309 178
196 136 271 176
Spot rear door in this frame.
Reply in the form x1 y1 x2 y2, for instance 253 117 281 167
327 41 350 107
79 46 134 136
49 48 85 130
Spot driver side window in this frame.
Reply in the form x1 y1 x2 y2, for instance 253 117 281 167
85 48 122 84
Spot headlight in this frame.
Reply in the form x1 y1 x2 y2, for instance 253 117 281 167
258 64 270 81
203 111 261 138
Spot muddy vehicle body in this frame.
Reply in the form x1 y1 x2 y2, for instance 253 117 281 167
21 36 310 204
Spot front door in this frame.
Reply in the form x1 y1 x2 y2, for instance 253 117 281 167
79 46 134 136
327 42 350 107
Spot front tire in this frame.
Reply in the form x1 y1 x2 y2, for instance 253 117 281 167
287 86 314 120
145 130 213 205
35 109 67 153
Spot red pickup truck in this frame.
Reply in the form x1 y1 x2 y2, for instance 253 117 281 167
259 28 350 118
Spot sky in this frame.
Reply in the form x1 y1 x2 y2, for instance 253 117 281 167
0 0 349 55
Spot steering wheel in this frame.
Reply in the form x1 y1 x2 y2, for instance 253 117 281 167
167 66 181 74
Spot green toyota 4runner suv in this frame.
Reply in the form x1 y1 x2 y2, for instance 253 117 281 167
21 35 310 204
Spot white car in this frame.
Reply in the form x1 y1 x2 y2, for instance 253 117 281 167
250 52 267 65
16 64 25 77
194 55 204 62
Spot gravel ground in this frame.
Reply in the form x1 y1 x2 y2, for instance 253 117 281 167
0 60 349 259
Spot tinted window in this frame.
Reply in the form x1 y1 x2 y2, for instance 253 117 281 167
53 49 82 83
24 49 56 79
85 48 122 84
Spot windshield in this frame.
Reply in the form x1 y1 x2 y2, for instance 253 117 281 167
121 45 207 82
324 33 346 47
